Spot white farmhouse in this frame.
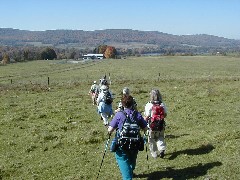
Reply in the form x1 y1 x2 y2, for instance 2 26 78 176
83 54 104 60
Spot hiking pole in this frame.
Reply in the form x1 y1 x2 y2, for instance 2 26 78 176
144 132 149 171
96 133 111 179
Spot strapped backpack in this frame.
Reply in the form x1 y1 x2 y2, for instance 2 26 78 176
149 101 165 131
117 111 144 151
100 78 108 87
91 85 97 93
103 91 113 105
101 79 108 85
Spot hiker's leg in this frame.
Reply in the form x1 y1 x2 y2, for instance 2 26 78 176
148 131 158 158
100 112 109 125
91 95 95 104
115 149 133 180
156 130 166 153
129 151 138 172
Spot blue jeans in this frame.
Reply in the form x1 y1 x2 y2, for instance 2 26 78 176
115 148 138 180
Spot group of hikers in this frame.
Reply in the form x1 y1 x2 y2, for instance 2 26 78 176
89 76 168 180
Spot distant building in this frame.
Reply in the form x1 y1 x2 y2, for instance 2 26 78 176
83 54 104 60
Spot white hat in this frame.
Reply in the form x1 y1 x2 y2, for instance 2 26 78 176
100 85 108 91
122 87 130 95
93 81 96 84
118 101 123 108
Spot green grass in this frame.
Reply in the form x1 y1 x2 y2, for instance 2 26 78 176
0 56 240 179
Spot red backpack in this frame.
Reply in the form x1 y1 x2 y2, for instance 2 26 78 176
149 102 165 131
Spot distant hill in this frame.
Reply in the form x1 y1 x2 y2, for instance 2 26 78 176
1 28 240 54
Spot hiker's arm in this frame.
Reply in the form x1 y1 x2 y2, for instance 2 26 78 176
139 113 149 133
108 126 115 134
144 103 152 121
143 126 148 133
96 93 101 105
144 115 150 121
88 88 91 95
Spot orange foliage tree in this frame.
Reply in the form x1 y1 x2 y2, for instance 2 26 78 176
94 45 117 58
1 53 10 64
104 46 117 58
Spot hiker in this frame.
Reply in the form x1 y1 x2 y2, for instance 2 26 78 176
97 85 113 126
144 89 167 158
88 81 99 105
108 95 148 180
99 75 109 88
115 87 137 113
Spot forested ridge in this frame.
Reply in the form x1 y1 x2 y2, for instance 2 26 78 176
1 28 240 62
1 28 240 48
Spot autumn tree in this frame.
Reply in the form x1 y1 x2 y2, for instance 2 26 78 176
104 46 117 58
93 45 117 58
93 45 107 54
99 45 107 54
40 47 57 60
1 53 10 64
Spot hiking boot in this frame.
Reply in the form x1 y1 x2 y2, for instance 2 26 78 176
159 150 165 158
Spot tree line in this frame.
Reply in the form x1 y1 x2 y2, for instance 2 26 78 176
0 45 118 64
1 28 240 65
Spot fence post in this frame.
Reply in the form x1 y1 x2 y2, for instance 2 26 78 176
109 73 111 85
48 77 50 86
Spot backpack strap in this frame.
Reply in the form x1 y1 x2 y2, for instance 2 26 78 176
120 110 128 131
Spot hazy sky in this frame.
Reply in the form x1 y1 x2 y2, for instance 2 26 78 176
1 0 240 39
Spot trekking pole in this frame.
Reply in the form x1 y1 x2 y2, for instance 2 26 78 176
144 132 149 171
96 133 111 179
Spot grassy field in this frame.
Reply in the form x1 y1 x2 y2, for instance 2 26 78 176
0 56 239 180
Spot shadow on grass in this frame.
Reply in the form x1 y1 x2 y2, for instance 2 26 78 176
168 143 215 160
136 161 222 180
165 134 189 139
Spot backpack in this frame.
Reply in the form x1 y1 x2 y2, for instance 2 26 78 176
117 111 144 151
103 91 113 105
149 101 165 131
91 85 97 93
100 79 108 86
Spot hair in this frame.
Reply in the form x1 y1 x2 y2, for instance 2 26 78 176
150 89 163 103
122 87 130 95
121 95 134 109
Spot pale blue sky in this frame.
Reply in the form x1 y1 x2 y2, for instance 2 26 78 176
1 0 240 39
